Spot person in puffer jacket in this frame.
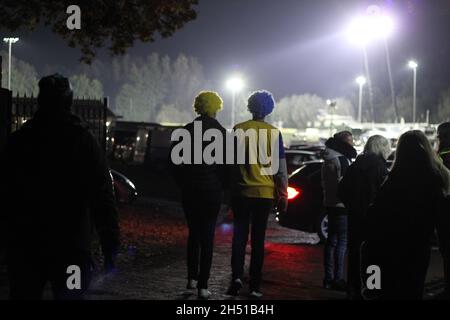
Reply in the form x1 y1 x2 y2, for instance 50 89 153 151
321 131 357 291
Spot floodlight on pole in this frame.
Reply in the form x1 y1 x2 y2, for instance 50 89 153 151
408 60 418 123
226 77 244 93
3 37 20 90
347 10 396 122
347 16 375 121
347 14 394 46
356 76 366 86
226 77 244 127
376 15 395 39
356 76 366 123
408 60 418 69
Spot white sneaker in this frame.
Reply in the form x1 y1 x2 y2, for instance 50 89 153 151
186 279 197 289
198 289 211 300
249 291 263 299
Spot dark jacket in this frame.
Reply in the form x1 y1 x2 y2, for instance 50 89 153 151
363 170 450 299
338 153 388 225
170 115 228 197
1 109 120 261
440 148 450 170
438 147 450 292
321 138 357 208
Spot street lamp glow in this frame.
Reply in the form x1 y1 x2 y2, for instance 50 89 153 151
347 16 370 45
356 76 367 86
3 37 20 90
408 60 418 69
375 15 394 39
226 77 244 92
3 37 19 44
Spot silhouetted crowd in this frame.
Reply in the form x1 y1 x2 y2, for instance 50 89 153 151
1 73 449 300
323 127 450 300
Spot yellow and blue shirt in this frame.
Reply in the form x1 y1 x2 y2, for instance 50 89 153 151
232 120 285 199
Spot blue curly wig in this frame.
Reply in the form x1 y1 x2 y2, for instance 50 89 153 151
247 90 275 118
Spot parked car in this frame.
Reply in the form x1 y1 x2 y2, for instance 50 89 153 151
110 169 138 204
277 158 395 243
285 149 320 174
276 161 328 242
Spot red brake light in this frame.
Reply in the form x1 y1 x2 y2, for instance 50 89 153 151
287 186 301 200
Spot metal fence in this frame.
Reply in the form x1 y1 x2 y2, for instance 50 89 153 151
0 90 108 150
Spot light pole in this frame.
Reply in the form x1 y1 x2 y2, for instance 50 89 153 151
3 37 19 90
356 76 366 123
327 99 337 137
383 37 399 122
226 77 244 127
348 16 375 122
408 60 418 123
361 46 375 122
376 14 399 122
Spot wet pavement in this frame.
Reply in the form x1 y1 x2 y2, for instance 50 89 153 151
85 197 446 300
0 197 446 300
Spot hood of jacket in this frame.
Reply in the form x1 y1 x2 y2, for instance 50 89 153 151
322 147 343 161
324 137 357 160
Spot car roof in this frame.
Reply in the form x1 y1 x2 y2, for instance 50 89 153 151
285 150 317 155
289 160 323 178
289 144 325 149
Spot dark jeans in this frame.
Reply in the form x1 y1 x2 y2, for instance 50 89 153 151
182 193 221 289
231 197 274 291
347 216 364 298
324 208 348 284
8 254 92 300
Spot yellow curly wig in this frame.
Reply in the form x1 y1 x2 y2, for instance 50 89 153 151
193 91 223 116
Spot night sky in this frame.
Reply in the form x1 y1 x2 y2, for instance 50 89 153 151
5 0 450 102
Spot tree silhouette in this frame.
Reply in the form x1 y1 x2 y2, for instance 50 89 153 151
0 50 38 95
69 74 104 99
0 0 199 63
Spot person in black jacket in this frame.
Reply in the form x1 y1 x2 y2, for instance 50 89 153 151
338 135 391 299
170 91 228 299
437 122 450 297
438 122 450 169
363 130 450 299
321 131 357 291
1 74 120 300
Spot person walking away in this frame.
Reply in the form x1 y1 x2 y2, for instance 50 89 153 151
226 90 288 299
321 131 357 291
0 74 120 300
364 130 450 299
170 91 228 300
436 122 450 298
338 135 391 299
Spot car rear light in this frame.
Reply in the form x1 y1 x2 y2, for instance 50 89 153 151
287 186 301 200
